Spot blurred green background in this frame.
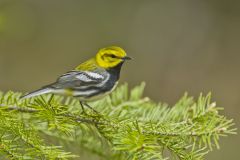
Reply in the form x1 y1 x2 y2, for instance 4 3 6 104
0 0 239 159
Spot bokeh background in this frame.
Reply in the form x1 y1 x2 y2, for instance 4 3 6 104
0 0 239 159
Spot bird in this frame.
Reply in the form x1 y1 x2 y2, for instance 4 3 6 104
20 46 131 113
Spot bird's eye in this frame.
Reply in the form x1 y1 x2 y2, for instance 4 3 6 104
110 54 117 58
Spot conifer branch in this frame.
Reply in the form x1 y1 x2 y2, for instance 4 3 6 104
0 83 236 160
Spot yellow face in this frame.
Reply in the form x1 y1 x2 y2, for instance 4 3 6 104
95 46 131 69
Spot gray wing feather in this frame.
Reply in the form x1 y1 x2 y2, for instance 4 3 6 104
49 71 105 89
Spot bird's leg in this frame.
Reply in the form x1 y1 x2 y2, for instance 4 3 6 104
80 101 86 114
84 102 99 114
79 101 99 115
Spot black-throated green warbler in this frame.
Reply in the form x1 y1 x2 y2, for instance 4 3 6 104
21 46 131 112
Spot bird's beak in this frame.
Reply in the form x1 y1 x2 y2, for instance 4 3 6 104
122 56 132 61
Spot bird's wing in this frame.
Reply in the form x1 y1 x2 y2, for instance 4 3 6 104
49 70 105 89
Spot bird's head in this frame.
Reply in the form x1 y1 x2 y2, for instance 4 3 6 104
95 46 131 69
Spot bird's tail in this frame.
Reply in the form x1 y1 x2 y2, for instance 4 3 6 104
20 88 53 100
